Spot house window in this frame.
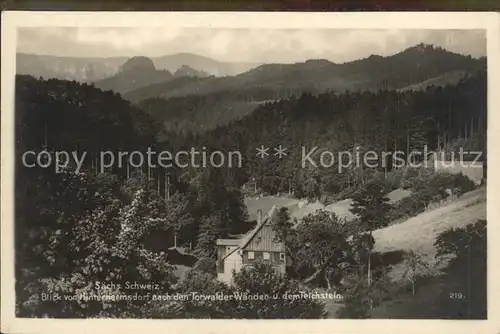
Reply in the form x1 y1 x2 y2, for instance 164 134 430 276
248 251 255 260
280 253 285 260
263 252 270 260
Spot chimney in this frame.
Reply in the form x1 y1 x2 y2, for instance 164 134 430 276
257 210 263 223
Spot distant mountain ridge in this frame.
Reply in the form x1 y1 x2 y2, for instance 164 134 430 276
16 53 126 82
174 65 211 78
154 53 259 76
16 52 261 81
130 44 486 135
124 44 486 102
93 56 228 95
232 44 484 92
93 57 175 95
17 44 485 105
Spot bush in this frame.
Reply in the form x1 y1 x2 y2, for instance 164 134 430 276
387 193 426 221
232 262 327 318
192 257 217 275
384 170 405 190
336 272 394 318
335 186 359 201
433 219 486 319
413 171 475 198
168 269 236 318
449 173 476 196
387 171 476 223
385 167 426 190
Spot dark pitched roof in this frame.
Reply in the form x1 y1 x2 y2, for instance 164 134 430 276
220 205 279 261
238 205 278 249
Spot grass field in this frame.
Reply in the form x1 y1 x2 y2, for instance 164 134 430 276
244 194 356 224
245 188 413 224
245 187 484 265
374 187 486 279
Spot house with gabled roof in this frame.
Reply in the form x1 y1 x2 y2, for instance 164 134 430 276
216 205 286 286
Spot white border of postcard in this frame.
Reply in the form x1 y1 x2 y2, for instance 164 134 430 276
2 11 500 334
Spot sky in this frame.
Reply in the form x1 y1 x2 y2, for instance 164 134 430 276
17 28 486 63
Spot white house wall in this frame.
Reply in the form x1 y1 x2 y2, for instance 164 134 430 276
217 250 243 286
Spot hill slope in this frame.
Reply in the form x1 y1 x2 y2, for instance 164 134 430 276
16 52 261 82
126 44 485 134
94 56 175 95
245 186 485 275
374 187 486 278
153 53 260 76
125 44 485 102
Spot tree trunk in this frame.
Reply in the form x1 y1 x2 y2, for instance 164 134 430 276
367 229 372 286
367 254 371 285
127 158 130 179
325 269 332 290
44 122 48 148
437 120 441 150
393 140 397 170
304 267 323 284
368 229 373 309
384 139 388 178
406 126 410 166
448 99 452 142
157 170 160 194
470 116 474 139
95 150 99 175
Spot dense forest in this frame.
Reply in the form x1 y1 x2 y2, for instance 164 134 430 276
15 75 268 318
14 43 488 318
142 70 486 199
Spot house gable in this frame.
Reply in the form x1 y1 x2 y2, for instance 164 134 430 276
216 205 287 285
242 223 285 252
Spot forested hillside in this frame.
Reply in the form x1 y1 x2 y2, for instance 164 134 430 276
169 70 486 198
127 44 484 100
133 44 485 133
14 43 488 319
136 88 279 133
93 57 176 95
15 75 255 317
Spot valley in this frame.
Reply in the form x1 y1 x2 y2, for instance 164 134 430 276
14 40 487 319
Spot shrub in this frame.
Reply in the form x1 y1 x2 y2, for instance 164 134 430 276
450 173 476 196
385 167 418 190
433 219 486 319
335 186 359 201
192 257 217 275
336 271 394 318
232 262 327 319
413 171 475 199
142 268 234 319
387 171 476 223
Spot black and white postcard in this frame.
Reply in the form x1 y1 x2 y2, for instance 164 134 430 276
1 11 499 334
